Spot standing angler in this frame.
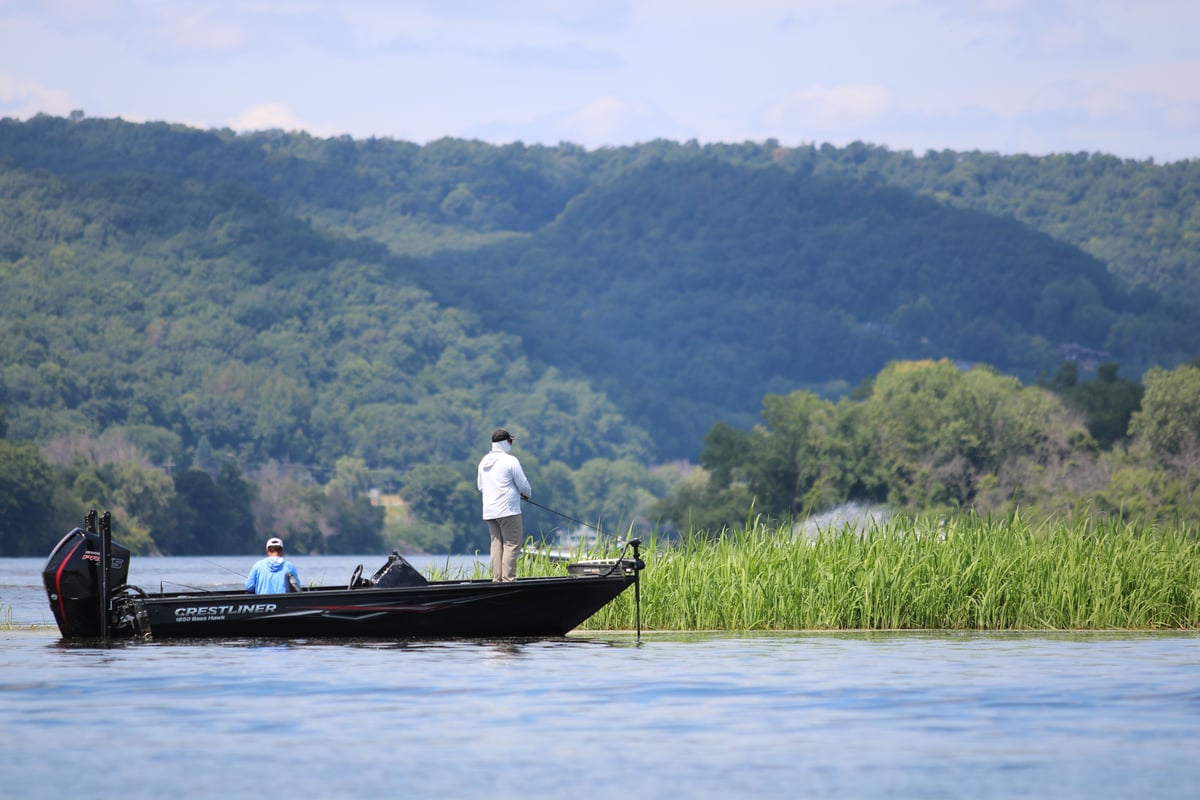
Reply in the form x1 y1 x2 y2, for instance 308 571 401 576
477 428 532 582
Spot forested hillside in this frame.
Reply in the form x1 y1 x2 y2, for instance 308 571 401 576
1 114 1198 556
0 135 654 555
776 143 1200 300
415 157 1138 454
0 159 647 467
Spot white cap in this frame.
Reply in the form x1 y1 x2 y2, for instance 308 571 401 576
266 537 284 549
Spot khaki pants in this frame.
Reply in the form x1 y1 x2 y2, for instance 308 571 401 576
487 514 523 582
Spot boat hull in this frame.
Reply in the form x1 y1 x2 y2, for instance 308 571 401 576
121 575 635 639
45 523 642 640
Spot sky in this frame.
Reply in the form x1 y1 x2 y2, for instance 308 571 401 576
1 0 1197 162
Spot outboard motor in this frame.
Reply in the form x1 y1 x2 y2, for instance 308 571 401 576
42 524 131 638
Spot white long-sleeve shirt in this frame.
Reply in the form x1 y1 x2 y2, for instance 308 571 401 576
477 442 531 520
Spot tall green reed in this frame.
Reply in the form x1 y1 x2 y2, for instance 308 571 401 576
575 514 1200 631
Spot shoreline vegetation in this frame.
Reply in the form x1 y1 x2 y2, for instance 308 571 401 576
562 514 1200 632
8 514 1197 634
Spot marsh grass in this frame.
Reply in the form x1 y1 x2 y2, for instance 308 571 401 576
424 557 491 582
560 515 1200 631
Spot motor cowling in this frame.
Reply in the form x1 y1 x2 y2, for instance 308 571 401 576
42 528 131 638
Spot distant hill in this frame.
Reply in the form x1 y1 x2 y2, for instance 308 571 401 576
773 143 1200 301
1 114 1197 464
0 155 650 475
413 157 1144 455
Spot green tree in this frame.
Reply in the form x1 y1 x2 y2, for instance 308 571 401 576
398 462 501 553
748 392 839 515
402 463 478 531
700 422 752 486
569 458 664 535
0 440 83 556
318 493 384 554
327 456 372 501
247 462 325 554
667 359 1099 530
1128 365 1200 462
867 360 1089 510
154 464 257 554
1048 361 1144 448
651 466 756 539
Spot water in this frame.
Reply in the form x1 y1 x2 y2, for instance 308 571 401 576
4 558 1200 799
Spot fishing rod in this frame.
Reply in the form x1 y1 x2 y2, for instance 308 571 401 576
521 498 610 537
523 498 645 640
202 557 249 580
149 558 248 594
158 580 220 593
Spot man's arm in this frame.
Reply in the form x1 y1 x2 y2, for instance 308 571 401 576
513 462 532 500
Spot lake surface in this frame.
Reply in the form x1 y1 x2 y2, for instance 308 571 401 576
4 556 1200 799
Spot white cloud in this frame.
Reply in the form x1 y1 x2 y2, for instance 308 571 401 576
553 96 693 146
574 96 644 140
766 85 890 131
0 0 1195 160
0 72 75 117
227 102 310 132
136 5 249 55
465 95 695 148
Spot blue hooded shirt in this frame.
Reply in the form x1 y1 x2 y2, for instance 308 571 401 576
245 555 302 594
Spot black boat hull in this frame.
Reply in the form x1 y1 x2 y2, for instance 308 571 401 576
43 524 642 640
123 575 634 639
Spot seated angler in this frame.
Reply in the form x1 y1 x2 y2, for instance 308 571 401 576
245 537 303 594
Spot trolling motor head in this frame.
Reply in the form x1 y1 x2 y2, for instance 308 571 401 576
42 520 131 639
564 537 646 577
627 538 644 571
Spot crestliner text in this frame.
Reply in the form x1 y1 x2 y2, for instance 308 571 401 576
175 603 278 617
